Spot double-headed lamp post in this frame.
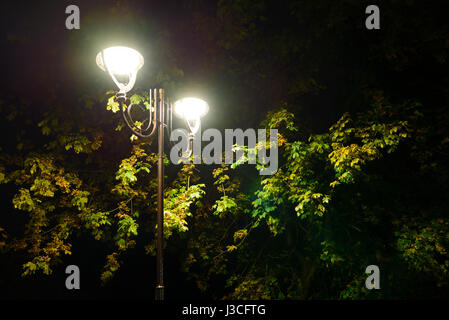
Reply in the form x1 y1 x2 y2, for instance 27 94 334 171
96 46 208 300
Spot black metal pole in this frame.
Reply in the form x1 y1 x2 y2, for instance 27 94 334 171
155 88 165 300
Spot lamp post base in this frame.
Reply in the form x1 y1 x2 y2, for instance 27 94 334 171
155 285 164 300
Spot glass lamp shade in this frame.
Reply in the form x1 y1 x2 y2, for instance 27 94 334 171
96 46 144 76
173 97 209 121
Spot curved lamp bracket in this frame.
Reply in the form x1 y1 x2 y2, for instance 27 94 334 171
116 89 158 139
185 117 201 135
113 90 202 160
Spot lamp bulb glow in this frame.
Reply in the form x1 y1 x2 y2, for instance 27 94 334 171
96 46 144 76
173 97 209 120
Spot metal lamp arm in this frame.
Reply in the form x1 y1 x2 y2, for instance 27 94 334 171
185 117 201 135
116 90 157 139
114 89 200 157
178 132 194 158
177 118 199 158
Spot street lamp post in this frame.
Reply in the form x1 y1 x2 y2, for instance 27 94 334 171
96 46 208 300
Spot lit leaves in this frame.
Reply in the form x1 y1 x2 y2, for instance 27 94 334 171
115 215 139 250
233 229 248 242
164 183 206 236
106 95 120 113
328 107 410 187
249 100 415 234
71 190 90 210
22 256 51 276
116 164 137 185
61 134 93 154
82 210 111 240
129 94 145 105
212 195 237 215
5 153 92 277
113 144 154 197
12 188 35 212
101 252 120 283
292 191 330 218
263 107 298 132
